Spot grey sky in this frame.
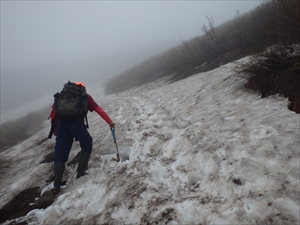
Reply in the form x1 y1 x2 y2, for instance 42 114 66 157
0 0 262 118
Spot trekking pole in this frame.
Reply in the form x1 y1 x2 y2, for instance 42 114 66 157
111 127 120 162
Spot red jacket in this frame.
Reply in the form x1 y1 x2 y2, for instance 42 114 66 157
50 94 113 125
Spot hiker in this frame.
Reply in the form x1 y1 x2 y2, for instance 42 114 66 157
49 81 115 194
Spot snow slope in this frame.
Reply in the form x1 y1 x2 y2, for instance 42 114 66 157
1 59 299 224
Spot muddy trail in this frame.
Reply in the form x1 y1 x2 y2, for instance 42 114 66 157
0 152 80 225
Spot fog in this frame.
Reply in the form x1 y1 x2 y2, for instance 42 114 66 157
0 1 261 122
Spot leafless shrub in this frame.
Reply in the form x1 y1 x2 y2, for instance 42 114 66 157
256 0 300 44
234 0 300 113
235 44 300 113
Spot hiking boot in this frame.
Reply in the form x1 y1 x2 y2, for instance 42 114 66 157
51 188 60 195
51 162 65 194
76 152 91 179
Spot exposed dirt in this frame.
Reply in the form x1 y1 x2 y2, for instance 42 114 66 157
39 150 81 166
39 151 54 164
0 187 57 225
0 152 81 224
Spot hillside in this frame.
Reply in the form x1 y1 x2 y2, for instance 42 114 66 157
0 0 299 224
0 58 299 224
1 0 299 153
105 0 300 113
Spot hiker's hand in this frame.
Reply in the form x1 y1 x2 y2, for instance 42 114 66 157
109 122 115 130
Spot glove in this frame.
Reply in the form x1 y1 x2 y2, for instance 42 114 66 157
109 122 115 130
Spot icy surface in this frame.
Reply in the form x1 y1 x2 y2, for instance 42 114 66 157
1 59 299 224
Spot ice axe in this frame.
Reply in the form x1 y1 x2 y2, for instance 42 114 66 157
111 127 120 162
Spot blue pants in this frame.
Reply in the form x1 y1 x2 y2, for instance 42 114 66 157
54 120 93 163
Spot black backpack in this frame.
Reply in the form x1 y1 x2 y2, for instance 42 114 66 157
48 81 89 139
54 81 89 119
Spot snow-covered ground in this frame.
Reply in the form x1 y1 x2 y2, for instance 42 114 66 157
1 58 299 224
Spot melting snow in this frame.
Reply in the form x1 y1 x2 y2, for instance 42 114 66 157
1 59 299 224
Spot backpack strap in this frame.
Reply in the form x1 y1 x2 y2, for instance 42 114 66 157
48 117 57 139
47 110 53 120
85 114 89 129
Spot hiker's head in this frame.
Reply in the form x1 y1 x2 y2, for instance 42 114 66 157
76 81 85 87
76 81 86 88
